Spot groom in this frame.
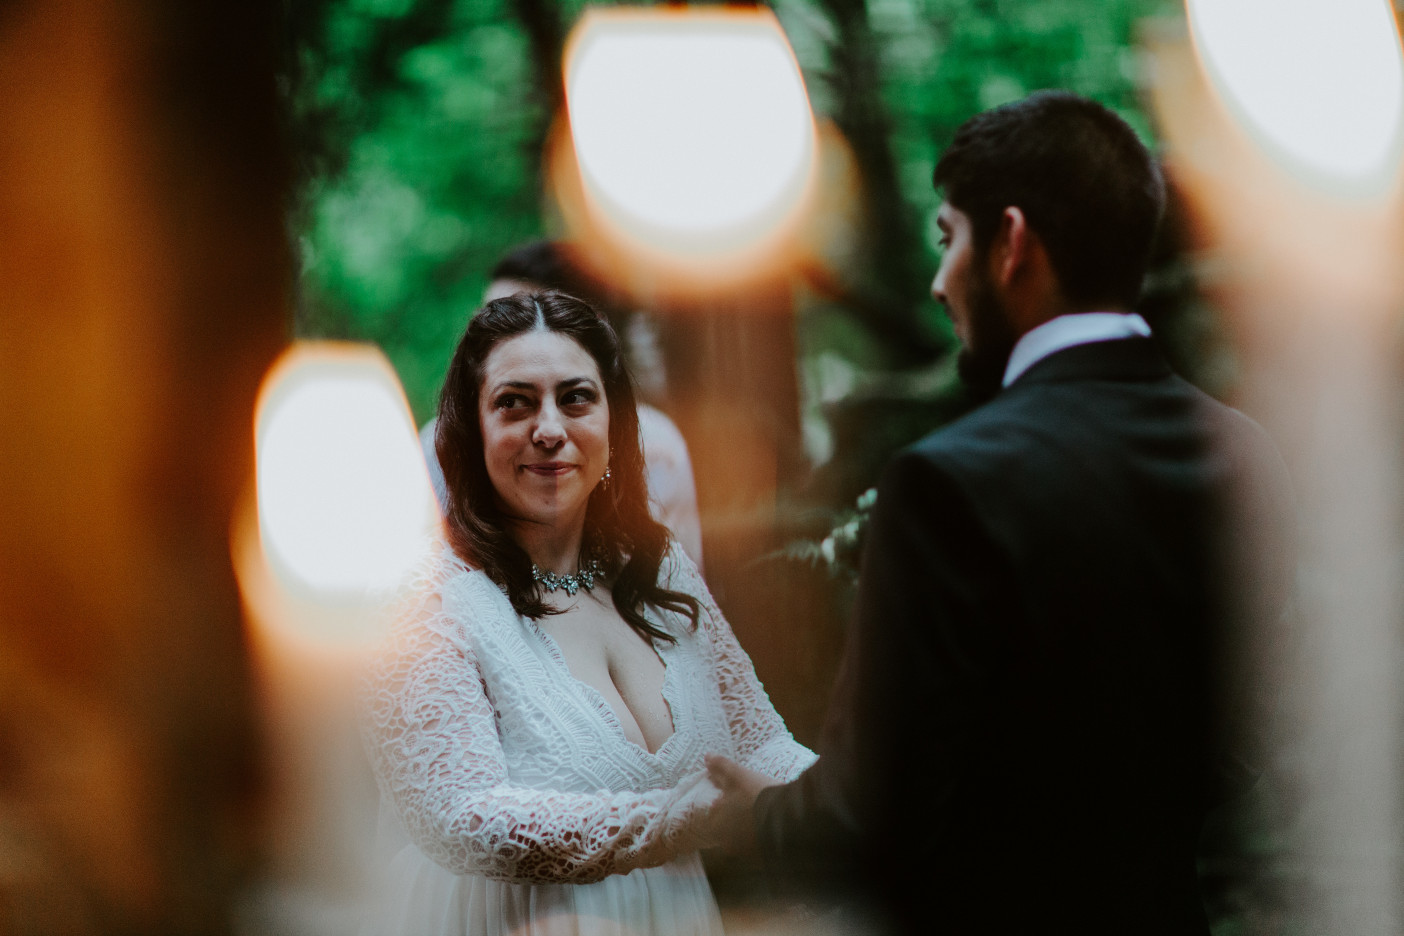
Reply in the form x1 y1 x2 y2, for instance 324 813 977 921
707 91 1292 933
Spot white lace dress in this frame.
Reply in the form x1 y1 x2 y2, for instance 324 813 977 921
360 544 815 936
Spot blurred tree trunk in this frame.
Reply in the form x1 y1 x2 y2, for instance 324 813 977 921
659 284 842 748
814 0 942 365
0 1 288 932
510 0 565 197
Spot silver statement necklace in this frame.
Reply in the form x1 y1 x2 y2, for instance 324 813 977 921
531 558 604 597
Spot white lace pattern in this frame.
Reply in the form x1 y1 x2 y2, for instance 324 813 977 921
360 542 815 890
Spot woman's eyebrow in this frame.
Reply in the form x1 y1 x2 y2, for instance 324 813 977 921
488 380 540 394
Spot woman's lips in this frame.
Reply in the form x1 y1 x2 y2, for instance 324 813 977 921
522 462 575 476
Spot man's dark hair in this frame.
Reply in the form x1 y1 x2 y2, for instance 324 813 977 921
933 90 1166 309
435 290 698 644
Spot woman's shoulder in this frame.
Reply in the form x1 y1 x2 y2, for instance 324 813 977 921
401 538 473 594
393 539 514 637
655 539 702 592
652 541 717 638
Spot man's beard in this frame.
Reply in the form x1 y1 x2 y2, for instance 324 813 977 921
955 271 1017 405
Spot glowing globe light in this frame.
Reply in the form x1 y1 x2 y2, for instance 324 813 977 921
254 344 437 600
564 7 816 261
1188 0 1404 192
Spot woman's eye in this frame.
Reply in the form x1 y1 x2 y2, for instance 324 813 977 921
495 394 527 410
561 389 596 407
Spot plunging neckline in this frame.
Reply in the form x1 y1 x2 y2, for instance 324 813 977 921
527 619 682 759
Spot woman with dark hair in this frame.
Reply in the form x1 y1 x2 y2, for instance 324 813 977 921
418 239 704 570
361 292 813 936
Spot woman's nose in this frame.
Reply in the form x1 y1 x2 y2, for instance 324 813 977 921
532 402 566 447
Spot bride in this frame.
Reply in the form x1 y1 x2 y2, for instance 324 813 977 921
360 291 815 935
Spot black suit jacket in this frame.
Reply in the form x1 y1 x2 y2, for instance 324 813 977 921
753 338 1293 934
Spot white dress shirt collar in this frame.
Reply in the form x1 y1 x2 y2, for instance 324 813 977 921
1002 311 1152 388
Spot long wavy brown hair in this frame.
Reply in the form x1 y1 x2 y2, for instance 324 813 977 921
435 290 698 643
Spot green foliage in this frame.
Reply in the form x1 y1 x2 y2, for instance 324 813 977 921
869 0 1175 279
287 0 1194 426
772 485 877 582
289 0 549 420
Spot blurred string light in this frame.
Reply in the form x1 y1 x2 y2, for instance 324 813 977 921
234 343 438 649
1187 0 1404 195
559 7 817 286
1154 7 1404 932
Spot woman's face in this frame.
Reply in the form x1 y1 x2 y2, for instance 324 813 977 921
477 328 610 531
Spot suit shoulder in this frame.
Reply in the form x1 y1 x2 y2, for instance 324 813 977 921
900 393 1045 471
1191 388 1293 501
1192 387 1269 443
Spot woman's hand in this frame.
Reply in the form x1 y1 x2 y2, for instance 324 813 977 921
702 754 782 853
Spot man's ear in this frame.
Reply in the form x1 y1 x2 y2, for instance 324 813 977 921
989 206 1030 287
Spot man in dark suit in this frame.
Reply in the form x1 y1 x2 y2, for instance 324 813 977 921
706 91 1292 934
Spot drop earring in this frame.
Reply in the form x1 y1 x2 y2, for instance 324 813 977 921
600 464 612 487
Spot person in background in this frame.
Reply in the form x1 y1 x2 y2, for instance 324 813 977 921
421 241 703 571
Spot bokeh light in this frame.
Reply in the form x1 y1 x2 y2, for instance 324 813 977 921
248 343 437 609
1188 0 1404 193
563 7 816 268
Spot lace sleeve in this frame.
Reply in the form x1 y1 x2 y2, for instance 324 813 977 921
361 552 719 884
664 549 817 782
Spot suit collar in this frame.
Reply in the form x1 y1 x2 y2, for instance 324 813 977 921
1005 336 1171 388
